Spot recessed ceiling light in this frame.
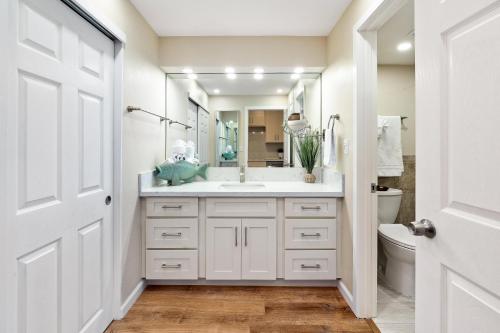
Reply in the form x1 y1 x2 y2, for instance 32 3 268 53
277 89 283 94
291 73 300 80
397 42 412 52
182 68 193 74
213 89 220 94
294 67 304 74
187 73 198 80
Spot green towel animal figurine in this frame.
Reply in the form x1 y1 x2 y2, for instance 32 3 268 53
155 160 208 186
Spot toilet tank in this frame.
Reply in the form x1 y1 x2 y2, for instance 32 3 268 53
377 188 403 225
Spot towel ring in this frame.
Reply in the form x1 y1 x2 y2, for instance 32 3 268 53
322 114 340 141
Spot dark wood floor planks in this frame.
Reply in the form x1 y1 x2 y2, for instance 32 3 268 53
106 285 377 333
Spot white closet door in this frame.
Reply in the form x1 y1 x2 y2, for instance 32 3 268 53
2 0 115 332
197 107 210 164
206 219 241 280
242 219 277 280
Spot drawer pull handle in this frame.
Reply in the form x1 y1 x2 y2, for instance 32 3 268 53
161 205 182 209
301 232 321 237
301 264 321 269
235 226 238 247
161 263 181 269
301 206 321 210
161 232 182 237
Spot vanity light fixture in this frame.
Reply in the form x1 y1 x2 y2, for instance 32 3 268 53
254 67 264 80
397 41 412 52
225 67 237 80
187 73 198 80
213 89 220 94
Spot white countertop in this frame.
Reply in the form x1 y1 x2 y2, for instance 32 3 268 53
140 181 344 198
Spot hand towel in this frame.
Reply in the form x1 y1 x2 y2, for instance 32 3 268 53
323 117 336 166
377 116 404 176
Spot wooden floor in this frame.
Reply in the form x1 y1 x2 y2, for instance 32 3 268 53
106 285 378 333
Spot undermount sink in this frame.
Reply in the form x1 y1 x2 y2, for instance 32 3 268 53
218 183 266 190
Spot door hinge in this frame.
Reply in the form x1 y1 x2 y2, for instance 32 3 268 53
371 183 377 193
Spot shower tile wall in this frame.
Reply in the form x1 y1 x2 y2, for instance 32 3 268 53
378 155 415 225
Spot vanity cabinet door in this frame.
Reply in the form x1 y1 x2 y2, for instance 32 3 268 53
241 219 277 280
206 219 241 280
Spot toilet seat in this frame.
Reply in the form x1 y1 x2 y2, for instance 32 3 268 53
378 224 416 250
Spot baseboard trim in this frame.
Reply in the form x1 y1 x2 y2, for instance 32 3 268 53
338 280 355 313
118 279 146 319
148 278 338 287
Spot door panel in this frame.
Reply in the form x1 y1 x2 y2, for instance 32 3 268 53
4 0 115 332
242 219 276 280
206 219 241 280
416 0 500 332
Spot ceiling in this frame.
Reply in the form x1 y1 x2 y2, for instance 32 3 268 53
130 0 352 36
169 73 320 96
378 1 415 65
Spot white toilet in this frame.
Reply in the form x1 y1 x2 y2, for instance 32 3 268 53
377 188 415 297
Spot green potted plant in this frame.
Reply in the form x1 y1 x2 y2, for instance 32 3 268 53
295 132 320 183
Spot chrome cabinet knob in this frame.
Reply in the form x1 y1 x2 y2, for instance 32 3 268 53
409 219 436 238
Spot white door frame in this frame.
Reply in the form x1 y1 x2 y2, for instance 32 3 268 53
351 0 409 318
243 106 287 166
0 0 127 323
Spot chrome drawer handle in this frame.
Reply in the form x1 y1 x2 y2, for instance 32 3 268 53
161 263 181 269
161 232 182 237
300 232 321 237
301 206 321 210
301 264 321 269
161 205 182 209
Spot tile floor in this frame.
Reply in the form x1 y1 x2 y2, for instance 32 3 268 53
373 281 415 333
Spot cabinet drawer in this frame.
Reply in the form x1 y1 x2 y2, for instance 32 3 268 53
284 250 336 280
146 198 198 217
146 250 198 280
285 219 336 249
146 218 198 249
206 198 276 217
285 198 336 218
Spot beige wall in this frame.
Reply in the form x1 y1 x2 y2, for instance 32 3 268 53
86 0 165 302
322 0 375 294
159 37 327 70
208 95 288 166
377 65 415 155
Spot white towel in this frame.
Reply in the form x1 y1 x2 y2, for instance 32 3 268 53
323 117 336 166
377 116 404 176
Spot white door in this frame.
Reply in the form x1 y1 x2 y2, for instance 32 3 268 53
197 107 209 165
206 219 241 280
186 100 198 148
2 0 115 332
242 219 276 280
416 0 500 332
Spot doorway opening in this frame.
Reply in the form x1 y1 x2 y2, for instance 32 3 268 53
373 1 416 331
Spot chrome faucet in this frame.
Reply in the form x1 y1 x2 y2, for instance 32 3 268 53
239 165 245 183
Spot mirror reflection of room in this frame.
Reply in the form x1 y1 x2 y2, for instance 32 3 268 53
165 73 322 168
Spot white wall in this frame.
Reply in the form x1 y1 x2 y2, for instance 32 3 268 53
321 0 375 294
377 65 415 155
208 95 288 166
85 0 165 304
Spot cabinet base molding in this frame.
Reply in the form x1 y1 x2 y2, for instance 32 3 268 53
147 278 338 287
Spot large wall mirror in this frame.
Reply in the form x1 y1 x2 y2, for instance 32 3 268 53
166 72 322 168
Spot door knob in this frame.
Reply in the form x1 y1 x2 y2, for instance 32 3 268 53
105 195 112 205
409 219 436 238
